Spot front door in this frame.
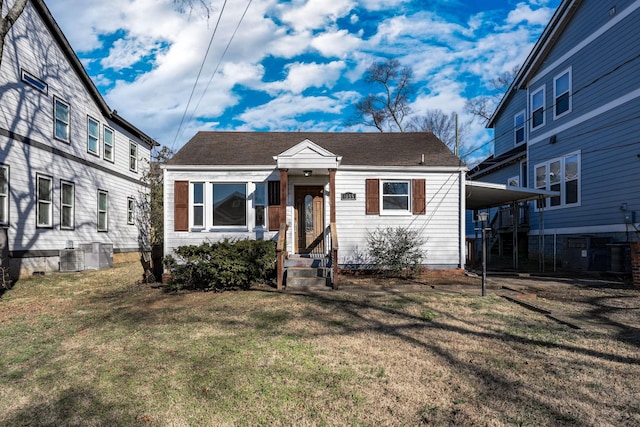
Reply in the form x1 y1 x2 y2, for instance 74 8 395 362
295 186 324 255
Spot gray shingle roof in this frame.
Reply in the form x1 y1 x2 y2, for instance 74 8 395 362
168 132 464 167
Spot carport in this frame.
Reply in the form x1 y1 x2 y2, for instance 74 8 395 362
466 181 559 271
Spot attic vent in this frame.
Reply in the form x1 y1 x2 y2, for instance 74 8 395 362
21 69 48 94
59 249 84 272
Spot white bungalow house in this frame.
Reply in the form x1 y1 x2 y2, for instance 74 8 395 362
0 0 156 278
163 132 468 288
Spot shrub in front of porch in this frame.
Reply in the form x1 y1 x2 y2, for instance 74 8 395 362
163 239 276 292
367 226 424 278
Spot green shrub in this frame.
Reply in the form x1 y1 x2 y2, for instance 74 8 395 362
367 226 424 277
163 239 276 292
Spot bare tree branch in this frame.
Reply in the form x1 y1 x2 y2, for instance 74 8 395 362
465 65 519 124
407 109 469 157
0 0 28 68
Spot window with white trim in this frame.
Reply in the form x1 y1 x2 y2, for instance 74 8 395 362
514 111 525 145
507 176 519 187
129 141 138 172
127 197 135 225
103 126 114 162
54 97 70 142
192 182 204 228
535 152 580 209
530 86 545 130
254 182 266 228
212 183 246 226
554 68 571 118
97 190 108 232
0 165 8 225
60 180 74 229
87 116 99 155
381 180 410 214
36 174 53 228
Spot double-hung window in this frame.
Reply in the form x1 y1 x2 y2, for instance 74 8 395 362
192 182 204 228
103 126 115 162
381 180 410 214
212 183 246 226
97 190 108 231
87 116 99 155
254 182 266 228
535 152 580 209
514 111 525 145
530 86 545 130
0 165 8 225
54 97 70 142
36 174 53 228
127 197 135 225
60 180 74 229
129 142 138 172
554 68 571 118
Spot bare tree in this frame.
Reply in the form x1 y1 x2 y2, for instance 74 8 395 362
173 0 211 19
0 0 28 68
464 66 519 123
349 59 414 132
407 109 469 156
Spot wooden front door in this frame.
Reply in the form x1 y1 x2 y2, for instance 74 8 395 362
295 186 324 255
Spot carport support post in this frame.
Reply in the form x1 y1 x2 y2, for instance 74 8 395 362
478 211 489 296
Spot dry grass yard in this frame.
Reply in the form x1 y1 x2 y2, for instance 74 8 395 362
0 262 638 426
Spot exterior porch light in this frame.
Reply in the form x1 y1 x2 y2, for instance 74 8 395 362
303 170 312 177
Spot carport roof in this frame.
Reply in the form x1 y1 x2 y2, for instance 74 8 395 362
466 181 559 210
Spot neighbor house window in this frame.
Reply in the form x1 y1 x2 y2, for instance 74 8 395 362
192 182 204 228
254 182 266 228
60 180 74 229
531 86 545 130
103 126 114 162
514 111 525 144
0 165 8 225
534 152 580 209
212 183 246 226
97 190 108 231
87 116 99 155
127 197 135 225
54 97 70 142
36 174 53 228
554 68 572 118
381 180 410 214
129 141 138 172
21 69 48 94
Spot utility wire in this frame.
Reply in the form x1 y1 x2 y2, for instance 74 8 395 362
171 0 229 151
186 0 253 129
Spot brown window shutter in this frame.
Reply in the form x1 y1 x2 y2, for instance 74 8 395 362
174 180 189 231
268 181 281 231
412 179 426 215
365 179 379 215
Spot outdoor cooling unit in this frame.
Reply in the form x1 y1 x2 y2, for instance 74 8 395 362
78 243 114 270
59 249 85 272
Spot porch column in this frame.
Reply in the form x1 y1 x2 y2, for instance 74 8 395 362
329 169 336 223
279 169 288 225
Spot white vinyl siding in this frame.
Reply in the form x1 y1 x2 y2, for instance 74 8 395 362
53 97 70 142
87 116 99 155
60 180 74 229
36 174 53 228
531 86 545 130
554 68 572 119
97 190 108 232
0 165 8 225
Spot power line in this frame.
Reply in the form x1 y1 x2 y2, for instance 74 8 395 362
171 0 229 151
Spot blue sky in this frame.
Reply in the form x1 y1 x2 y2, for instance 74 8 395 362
46 0 560 164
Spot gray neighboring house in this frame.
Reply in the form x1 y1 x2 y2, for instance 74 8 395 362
0 0 156 278
469 0 640 273
163 132 468 286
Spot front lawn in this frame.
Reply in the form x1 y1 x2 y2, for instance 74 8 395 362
0 263 638 426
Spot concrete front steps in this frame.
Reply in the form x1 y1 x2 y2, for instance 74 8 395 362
285 256 332 288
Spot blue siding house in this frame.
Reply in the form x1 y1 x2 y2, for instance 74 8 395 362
469 0 640 272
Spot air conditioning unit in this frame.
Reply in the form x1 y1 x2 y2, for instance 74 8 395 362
59 249 85 272
79 243 114 270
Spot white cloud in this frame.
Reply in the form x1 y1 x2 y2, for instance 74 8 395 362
238 94 345 129
506 3 555 27
311 30 363 58
359 0 411 12
263 61 346 94
279 0 355 31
